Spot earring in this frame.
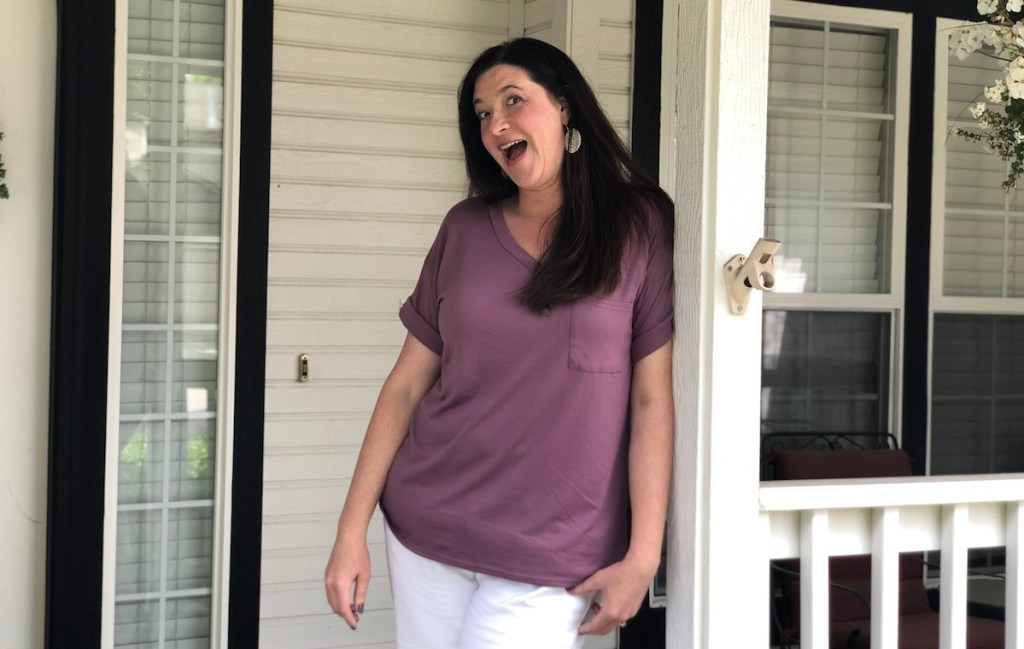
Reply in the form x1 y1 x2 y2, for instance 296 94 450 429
564 126 581 154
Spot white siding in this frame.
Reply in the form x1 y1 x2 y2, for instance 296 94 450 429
598 0 634 145
263 2 510 647
0 3 56 649
525 0 555 42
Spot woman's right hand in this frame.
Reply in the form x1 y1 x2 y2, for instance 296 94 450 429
324 529 371 630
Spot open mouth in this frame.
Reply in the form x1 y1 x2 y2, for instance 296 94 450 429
500 140 527 162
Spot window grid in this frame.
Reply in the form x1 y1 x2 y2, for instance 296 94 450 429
116 0 225 645
762 1 911 441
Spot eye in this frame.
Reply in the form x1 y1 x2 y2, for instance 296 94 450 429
477 109 491 121
505 95 523 106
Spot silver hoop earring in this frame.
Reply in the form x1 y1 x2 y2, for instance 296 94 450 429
564 127 581 154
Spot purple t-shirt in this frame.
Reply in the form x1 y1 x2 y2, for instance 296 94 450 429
380 197 673 587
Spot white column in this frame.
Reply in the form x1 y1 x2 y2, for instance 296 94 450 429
663 0 770 647
550 0 600 85
509 0 525 38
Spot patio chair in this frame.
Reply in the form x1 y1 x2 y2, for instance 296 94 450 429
764 435 1005 648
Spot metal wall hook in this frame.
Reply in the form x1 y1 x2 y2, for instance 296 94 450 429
723 238 781 315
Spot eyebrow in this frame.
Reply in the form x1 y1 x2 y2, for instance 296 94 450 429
473 84 524 105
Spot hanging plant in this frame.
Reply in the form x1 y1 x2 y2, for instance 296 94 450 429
949 0 1024 189
0 133 7 200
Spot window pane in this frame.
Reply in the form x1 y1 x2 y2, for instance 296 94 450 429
127 63 224 150
766 20 896 294
931 314 1024 474
128 0 225 60
115 601 160 648
825 29 889 112
118 421 166 505
761 310 891 433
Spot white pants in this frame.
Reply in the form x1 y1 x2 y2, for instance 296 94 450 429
385 524 594 649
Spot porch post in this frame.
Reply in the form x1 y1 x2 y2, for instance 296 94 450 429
663 0 770 647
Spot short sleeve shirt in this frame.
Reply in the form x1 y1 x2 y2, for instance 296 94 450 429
380 197 674 587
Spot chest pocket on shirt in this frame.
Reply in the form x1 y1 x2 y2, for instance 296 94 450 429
569 298 633 373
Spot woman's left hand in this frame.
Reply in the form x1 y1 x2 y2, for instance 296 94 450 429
568 555 658 635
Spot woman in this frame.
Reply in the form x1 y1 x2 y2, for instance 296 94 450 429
324 38 675 649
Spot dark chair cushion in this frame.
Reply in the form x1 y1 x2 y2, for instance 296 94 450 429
771 449 913 480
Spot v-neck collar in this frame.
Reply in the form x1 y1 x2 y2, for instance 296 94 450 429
488 200 539 270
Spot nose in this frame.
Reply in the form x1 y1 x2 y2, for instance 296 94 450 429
488 110 509 136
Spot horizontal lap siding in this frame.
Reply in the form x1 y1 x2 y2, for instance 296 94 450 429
598 0 633 145
263 2 510 647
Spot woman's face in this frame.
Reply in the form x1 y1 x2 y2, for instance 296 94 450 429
472 64 569 196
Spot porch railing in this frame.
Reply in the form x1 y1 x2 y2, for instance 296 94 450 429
759 474 1024 648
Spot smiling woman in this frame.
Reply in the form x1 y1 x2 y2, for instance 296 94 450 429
473 64 569 200
323 38 676 649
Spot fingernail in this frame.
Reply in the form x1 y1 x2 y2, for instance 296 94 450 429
357 603 365 614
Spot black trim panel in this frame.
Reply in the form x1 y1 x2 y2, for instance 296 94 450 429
228 0 273 645
46 1 115 646
621 5 668 648
632 0 664 179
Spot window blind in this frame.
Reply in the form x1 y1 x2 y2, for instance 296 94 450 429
766 21 894 294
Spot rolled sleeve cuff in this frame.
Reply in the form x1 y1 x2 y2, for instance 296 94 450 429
399 299 443 356
631 316 673 365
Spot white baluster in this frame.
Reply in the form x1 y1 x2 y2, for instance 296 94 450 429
940 503 968 649
872 506 900 648
801 509 829 648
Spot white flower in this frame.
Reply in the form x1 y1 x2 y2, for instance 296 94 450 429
984 25 1013 55
986 78 1008 103
1007 56 1024 98
1012 22 1024 48
952 26 989 59
1014 130 1024 143
979 0 999 15
1008 0 1024 12
969 101 988 119
968 28 987 54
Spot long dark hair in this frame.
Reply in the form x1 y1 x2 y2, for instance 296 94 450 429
457 37 674 312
